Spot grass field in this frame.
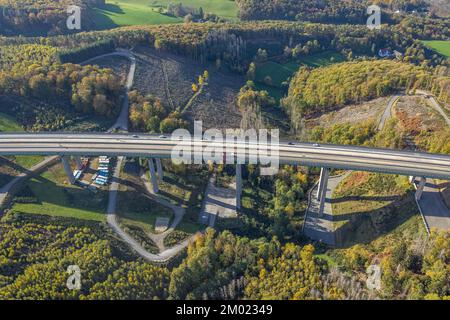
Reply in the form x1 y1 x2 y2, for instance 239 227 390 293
12 156 45 169
255 61 299 88
0 112 22 132
331 172 417 246
422 40 450 58
254 51 344 101
118 207 173 233
333 173 412 218
298 51 345 67
12 164 108 222
93 0 237 29
117 170 174 233
0 112 43 169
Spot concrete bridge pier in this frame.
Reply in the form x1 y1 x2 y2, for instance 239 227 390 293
148 159 159 194
317 168 330 217
61 156 76 185
415 177 427 201
236 164 242 210
74 156 83 170
155 158 164 182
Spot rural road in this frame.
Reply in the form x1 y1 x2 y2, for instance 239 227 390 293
140 172 189 252
416 90 450 126
377 95 401 131
101 51 195 262
107 157 193 263
96 51 177 262
84 50 161 261
82 50 136 131
304 92 450 244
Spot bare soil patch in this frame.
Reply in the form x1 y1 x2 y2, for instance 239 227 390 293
395 95 446 132
306 97 389 129
133 46 244 129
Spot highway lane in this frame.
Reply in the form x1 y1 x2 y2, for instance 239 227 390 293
0 133 449 179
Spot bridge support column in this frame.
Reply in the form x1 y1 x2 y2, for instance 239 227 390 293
236 164 242 210
415 177 427 201
74 156 83 170
148 159 159 194
155 158 163 182
61 156 75 185
317 168 330 217
316 168 330 200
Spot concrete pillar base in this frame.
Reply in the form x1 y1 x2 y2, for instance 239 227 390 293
317 168 330 217
155 158 163 181
74 156 83 170
316 168 330 201
61 156 76 185
415 177 427 201
148 159 159 194
236 164 242 210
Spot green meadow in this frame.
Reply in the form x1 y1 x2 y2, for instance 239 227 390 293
254 51 345 101
12 165 108 222
422 40 450 58
0 112 22 132
0 112 43 168
93 0 238 29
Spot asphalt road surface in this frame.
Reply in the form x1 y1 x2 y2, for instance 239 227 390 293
0 134 449 180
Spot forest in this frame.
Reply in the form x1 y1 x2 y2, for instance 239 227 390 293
1 20 448 67
282 60 429 118
235 0 434 23
0 0 105 36
128 90 188 134
0 212 448 300
0 43 122 128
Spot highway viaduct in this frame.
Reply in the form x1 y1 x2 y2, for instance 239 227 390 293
1 133 449 216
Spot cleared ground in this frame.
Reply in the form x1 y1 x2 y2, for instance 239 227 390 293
395 95 447 133
133 46 244 129
306 97 390 129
